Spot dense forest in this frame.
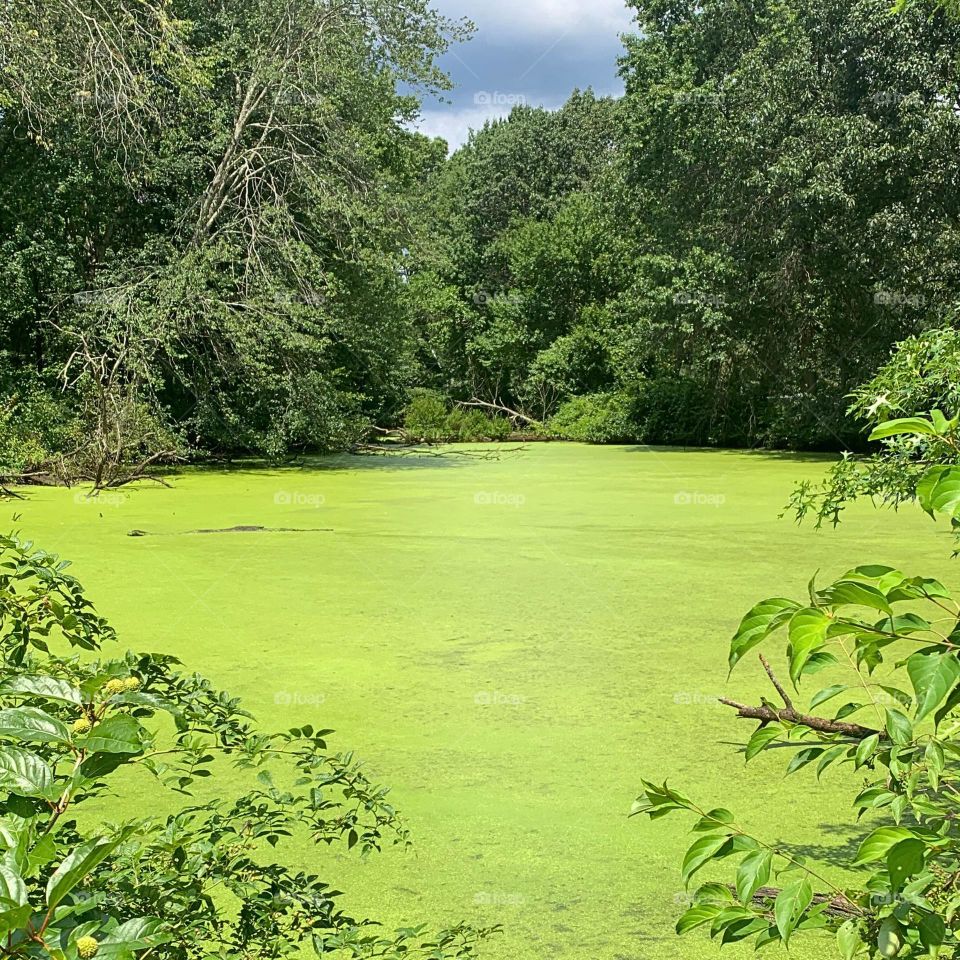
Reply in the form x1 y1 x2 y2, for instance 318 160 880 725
1 0 959 486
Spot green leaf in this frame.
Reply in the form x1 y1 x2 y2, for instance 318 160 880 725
907 651 960 722
46 835 125 909
887 838 925 887
0 865 27 908
786 746 824 775
0 746 53 796
82 715 144 755
729 598 800 671
788 608 830 685
692 809 735 832
774 878 812 946
916 465 960 519
918 913 946 953
676 904 719 935
868 416 936 440
855 827 916 864
0 676 82 705
745 724 782 761
681 834 732 887
0 707 70 744
884 708 913 746
815 744 847 779
99 917 171 956
820 581 893 617
735 849 771 904
809 685 847 710
925 740 945 790
836 919 863 960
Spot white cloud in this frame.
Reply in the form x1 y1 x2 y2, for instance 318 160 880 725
413 104 513 150
434 0 634 40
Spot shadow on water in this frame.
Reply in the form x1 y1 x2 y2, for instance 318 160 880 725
172 446 530 478
777 822 872 867
618 445 840 465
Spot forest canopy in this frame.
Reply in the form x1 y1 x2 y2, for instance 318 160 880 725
1 0 959 480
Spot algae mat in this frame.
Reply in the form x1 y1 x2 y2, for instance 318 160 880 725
9 444 958 960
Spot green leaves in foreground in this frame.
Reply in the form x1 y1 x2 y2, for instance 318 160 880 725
0 533 494 960
638 552 960 957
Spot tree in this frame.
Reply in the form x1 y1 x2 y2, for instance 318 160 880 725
613 0 960 447
0 532 494 959
0 0 466 465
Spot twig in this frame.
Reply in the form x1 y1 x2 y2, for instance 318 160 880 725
719 654 880 740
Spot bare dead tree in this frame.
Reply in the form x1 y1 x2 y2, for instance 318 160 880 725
53 315 180 490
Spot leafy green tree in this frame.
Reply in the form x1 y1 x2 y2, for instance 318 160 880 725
0 0 466 466
406 92 621 412
614 0 960 446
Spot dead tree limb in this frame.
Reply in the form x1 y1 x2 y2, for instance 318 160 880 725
719 654 881 740
733 885 861 918
458 398 540 426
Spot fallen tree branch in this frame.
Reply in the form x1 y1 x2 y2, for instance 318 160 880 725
458 398 540 426
733 885 861 918
719 654 881 740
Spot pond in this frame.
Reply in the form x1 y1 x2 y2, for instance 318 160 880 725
10 443 955 960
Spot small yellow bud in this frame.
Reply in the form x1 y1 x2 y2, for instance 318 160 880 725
76 936 99 959
122 677 141 692
72 717 92 735
102 679 125 697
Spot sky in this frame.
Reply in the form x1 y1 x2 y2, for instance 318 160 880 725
415 0 637 150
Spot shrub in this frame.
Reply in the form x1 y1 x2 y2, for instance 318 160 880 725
443 408 512 441
403 389 449 440
403 391 512 441
0 369 77 477
632 378 712 446
547 391 636 443
0 533 492 960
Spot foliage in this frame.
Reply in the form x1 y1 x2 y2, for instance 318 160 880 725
546 392 636 444
402 390 511 442
0 533 493 959
406 93 623 418
790 329 960 528
635 410 960 956
405 0 960 449
0 371 77 479
0 0 466 465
